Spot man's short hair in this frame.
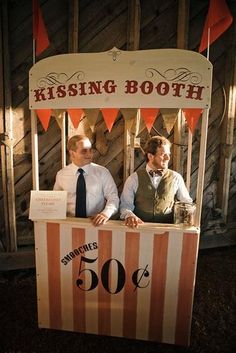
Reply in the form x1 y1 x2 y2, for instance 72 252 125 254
144 136 171 161
67 135 89 152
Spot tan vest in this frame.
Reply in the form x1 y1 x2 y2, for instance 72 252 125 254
134 169 175 223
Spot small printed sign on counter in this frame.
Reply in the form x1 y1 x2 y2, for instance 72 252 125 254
29 190 67 220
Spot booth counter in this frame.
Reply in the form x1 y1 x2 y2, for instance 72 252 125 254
34 218 199 346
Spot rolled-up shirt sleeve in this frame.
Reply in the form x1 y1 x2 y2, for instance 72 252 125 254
120 173 138 220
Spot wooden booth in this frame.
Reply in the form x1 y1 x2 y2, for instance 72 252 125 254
29 48 212 346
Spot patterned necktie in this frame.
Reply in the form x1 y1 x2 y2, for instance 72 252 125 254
75 168 86 218
149 169 164 177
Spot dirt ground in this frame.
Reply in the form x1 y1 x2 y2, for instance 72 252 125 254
0 246 235 353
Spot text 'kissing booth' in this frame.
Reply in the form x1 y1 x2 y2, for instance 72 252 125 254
29 48 212 346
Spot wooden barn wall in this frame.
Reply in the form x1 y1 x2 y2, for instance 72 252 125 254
0 0 235 248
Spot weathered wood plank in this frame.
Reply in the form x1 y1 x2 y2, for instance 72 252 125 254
217 18 236 221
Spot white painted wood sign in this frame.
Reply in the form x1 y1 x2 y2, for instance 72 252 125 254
29 48 212 109
29 191 67 220
34 219 199 346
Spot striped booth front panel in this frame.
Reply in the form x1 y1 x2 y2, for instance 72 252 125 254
34 220 199 346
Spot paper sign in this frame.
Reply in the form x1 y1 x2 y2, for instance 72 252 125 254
29 190 67 220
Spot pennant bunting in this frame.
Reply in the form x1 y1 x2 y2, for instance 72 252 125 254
121 108 138 134
199 0 233 53
67 109 85 129
33 0 50 56
52 109 65 129
160 108 179 134
182 108 203 134
120 108 137 122
95 124 109 156
100 108 119 132
140 108 159 132
83 109 100 132
36 109 51 131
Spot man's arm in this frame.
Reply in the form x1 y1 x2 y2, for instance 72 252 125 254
176 173 193 203
53 172 62 191
120 173 144 228
92 169 119 226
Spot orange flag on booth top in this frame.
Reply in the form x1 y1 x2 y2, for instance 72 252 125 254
140 108 159 132
36 109 51 131
198 0 233 53
100 108 119 132
182 108 203 133
33 0 50 56
67 109 85 129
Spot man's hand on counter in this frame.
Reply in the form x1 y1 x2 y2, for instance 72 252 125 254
91 213 109 226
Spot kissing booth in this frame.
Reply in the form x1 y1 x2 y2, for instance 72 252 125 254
29 48 212 346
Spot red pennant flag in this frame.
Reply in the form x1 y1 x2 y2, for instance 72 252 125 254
199 0 233 53
140 108 159 132
33 0 50 56
67 109 85 129
100 108 119 132
36 109 51 131
182 108 203 133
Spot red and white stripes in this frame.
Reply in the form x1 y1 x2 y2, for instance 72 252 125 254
35 221 199 346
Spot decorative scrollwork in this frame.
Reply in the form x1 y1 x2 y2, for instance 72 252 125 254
145 67 202 84
107 48 121 61
37 71 85 88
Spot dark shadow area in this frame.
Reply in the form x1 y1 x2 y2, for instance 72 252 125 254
0 246 235 353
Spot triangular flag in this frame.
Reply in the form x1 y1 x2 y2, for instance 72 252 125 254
100 108 119 132
95 124 109 156
67 109 85 129
120 108 137 122
83 109 100 132
121 108 138 133
52 109 65 129
199 0 233 53
160 108 179 134
182 108 203 133
140 108 159 132
36 109 51 131
33 0 50 56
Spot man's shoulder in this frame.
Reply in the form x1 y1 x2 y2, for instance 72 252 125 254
56 163 75 175
169 169 183 180
90 162 107 170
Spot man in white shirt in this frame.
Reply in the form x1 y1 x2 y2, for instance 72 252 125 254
120 135 192 228
54 135 119 226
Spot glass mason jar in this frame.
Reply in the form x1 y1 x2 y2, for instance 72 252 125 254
174 202 196 226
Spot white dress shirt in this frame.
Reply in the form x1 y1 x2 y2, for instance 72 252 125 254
54 162 119 218
120 165 192 219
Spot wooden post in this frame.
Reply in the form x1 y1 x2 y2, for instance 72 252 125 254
0 0 17 251
124 0 140 181
186 129 193 191
0 3 9 248
68 0 79 53
195 109 209 227
217 20 236 221
67 0 79 147
173 0 189 174
61 114 67 167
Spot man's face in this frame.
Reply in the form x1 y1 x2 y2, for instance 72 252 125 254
147 144 171 170
70 138 93 167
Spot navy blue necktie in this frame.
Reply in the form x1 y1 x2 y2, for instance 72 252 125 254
75 168 86 218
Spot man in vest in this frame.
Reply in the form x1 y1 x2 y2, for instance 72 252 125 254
120 135 192 228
